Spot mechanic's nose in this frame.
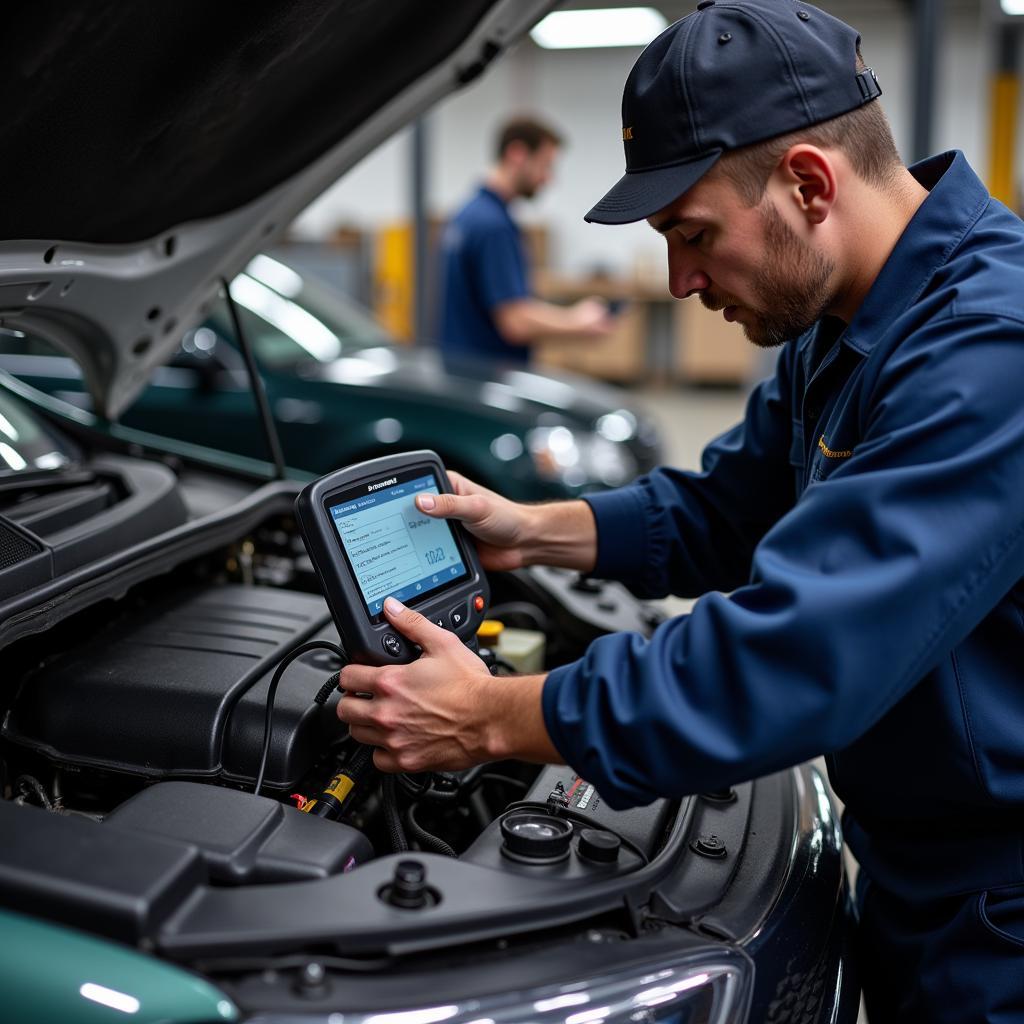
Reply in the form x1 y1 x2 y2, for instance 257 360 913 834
667 247 710 299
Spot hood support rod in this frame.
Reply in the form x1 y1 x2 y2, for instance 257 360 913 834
221 277 287 481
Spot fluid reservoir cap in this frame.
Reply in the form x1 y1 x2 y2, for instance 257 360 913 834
500 811 573 863
577 828 621 864
477 619 505 644
380 859 438 909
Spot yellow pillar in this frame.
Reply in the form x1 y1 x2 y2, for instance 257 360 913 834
989 73 1019 207
988 25 1020 210
374 222 414 342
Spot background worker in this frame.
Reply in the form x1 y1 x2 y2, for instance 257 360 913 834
340 2 1024 1019
438 116 613 364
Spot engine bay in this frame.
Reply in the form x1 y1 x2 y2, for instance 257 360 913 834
0 449 836 1024
0 495 687 960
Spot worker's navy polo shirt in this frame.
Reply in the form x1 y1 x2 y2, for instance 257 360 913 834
439 186 530 364
543 152 1024 902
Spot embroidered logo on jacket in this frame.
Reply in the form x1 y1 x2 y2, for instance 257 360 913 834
817 435 854 459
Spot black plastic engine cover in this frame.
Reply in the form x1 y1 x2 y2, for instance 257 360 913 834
2 584 344 790
105 782 372 882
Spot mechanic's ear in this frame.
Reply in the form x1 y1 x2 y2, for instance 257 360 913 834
778 145 836 226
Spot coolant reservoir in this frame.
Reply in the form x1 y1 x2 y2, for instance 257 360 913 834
477 619 546 673
496 627 546 674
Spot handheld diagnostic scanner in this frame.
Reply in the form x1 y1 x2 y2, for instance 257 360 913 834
295 451 489 665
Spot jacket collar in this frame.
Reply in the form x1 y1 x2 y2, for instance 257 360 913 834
799 151 990 363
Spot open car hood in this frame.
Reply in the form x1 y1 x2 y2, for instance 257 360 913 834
0 0 556 419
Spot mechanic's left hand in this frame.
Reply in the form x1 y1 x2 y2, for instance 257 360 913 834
336 596 498 773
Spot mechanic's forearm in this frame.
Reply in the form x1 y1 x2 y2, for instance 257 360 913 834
483 674 564 765
520 499 598 572
496 299 591 342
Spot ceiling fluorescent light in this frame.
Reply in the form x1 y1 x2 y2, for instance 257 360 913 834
530 8 668 49
1001 0 1024 13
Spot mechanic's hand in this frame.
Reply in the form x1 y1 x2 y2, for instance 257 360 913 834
415 472 533 571
570 297 615 336
337 597 497 773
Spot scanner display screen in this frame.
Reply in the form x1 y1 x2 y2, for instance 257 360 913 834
326 470 468 618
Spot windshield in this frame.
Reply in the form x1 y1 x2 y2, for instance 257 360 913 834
0 379 80 477
0 253 395 381
224 254 393 368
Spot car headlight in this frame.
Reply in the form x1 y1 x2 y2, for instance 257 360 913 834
528 426 637 489
259 948 752 1024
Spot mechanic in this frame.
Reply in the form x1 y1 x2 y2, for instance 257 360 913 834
339 2 1024 1019
438 115 613 364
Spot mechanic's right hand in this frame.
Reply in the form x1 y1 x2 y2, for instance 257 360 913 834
415 472 531 571
571 297 615 336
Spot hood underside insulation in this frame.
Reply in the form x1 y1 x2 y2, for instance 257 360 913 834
2 0 495 243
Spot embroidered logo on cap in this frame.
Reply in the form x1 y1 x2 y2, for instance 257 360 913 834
622 126 634 140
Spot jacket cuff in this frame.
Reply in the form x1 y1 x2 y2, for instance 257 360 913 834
541 662 574 766
582 487 650 582
541 659 650 810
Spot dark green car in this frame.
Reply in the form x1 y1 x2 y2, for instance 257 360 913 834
0 253 662 502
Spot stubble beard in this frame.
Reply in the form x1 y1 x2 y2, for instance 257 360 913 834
514 169 538 200
700 201 837 349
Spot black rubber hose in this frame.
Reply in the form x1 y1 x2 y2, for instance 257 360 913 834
382 775 409 852
405 803 457 858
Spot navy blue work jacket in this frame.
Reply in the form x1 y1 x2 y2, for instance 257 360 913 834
439 186 531 365
543 152 1024 901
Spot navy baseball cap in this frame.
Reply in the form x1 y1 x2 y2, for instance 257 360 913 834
585 0 881 225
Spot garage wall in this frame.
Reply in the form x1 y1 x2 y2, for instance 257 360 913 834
292 1 1014 277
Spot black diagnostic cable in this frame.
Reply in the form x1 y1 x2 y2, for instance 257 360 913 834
500 799 650 867
313 671 343 707
253 639 347 796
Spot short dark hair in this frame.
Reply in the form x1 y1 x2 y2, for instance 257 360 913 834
715 50 902 205
495 116 564 159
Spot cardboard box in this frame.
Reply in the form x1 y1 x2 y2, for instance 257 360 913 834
674 298 756 384
534 303 649 383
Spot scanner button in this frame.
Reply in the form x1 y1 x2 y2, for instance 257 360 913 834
473 594 485 614
448 605 467 630
431 616 446 630
381 633 403 658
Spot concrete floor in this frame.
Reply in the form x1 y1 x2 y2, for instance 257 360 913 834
634 384 749 472
630 384 869 1022
632 384 748 619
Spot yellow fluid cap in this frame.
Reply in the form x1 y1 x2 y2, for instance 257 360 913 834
477 619 505 642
